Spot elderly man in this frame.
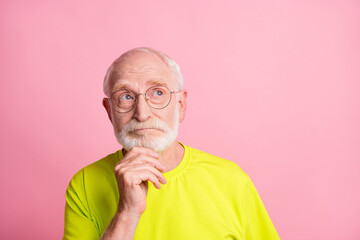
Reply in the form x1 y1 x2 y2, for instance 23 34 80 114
63 47 280 240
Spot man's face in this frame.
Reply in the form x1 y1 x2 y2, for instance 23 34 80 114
103 52 187 153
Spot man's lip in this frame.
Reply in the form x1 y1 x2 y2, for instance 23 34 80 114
133 128 159 131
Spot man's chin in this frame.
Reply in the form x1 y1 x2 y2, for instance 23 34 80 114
115 133 176 153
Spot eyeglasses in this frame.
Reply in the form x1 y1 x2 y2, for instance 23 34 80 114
108 85 181 113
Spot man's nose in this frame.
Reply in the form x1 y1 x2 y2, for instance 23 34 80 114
133 94 152 122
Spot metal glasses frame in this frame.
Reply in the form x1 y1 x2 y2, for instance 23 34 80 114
107 85 182 113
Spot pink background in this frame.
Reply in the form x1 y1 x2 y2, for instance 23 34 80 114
1 0 359 239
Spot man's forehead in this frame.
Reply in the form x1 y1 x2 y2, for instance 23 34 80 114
110 65 173 85
114 51 168 70
113 62 169 76
112 78 170 90
108 52 174 90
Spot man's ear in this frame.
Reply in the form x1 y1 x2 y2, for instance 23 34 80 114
102 98 113 123
178 90 187 123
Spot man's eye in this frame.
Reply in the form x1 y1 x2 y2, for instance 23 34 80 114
120 94 133 100
153 90 164 96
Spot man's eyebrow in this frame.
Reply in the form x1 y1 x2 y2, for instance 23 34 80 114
111 79 170 93
112 81 132 92
147 79 169 86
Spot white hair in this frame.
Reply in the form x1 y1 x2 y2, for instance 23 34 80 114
103 47 183 97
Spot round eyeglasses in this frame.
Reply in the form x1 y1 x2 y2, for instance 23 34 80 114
108 85 181 113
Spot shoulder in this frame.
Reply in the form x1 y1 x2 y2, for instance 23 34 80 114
67 150 120 191
186 145 249 183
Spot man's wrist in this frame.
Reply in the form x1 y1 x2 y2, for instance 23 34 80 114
115 210 141 225
101 210 141 240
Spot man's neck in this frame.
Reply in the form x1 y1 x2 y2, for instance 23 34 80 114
158 141 184 172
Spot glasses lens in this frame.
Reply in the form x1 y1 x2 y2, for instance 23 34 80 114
111 90 135 112
146 86 171 109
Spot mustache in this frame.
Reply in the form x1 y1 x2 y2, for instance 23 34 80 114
123 119 169 132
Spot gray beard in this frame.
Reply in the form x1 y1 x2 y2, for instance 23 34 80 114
114 108 179 153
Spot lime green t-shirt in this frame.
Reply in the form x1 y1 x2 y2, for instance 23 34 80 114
63 144 280 240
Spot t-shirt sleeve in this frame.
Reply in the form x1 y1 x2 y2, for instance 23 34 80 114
240 176 280 240
63 170 100 240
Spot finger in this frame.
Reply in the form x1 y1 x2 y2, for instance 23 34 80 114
117 154 166 172
134 155 166 172
124 164 167 185
125 146 159 159
132 170 162 189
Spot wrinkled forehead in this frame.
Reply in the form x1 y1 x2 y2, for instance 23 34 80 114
108 52 175 91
